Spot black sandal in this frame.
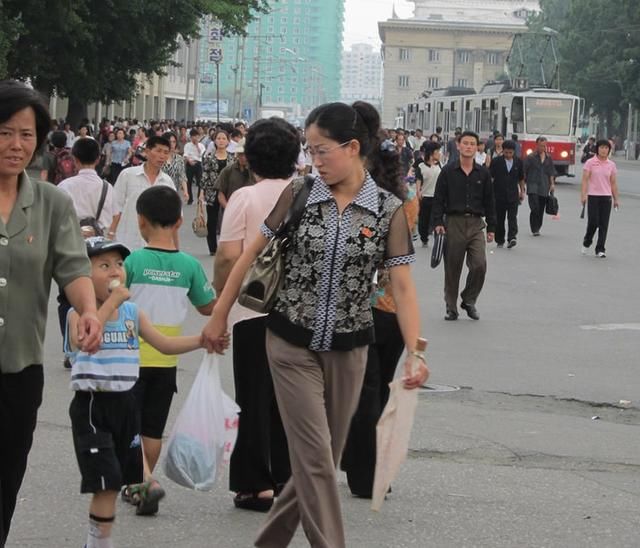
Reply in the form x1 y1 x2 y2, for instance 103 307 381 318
233 492 274 513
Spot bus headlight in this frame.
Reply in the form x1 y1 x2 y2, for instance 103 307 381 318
526 148 533 155
561 151 569 158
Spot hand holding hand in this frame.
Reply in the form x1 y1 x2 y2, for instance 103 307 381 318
201 313 230 354
77 312 102 354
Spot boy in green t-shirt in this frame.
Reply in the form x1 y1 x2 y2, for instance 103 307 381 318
123 186 216 515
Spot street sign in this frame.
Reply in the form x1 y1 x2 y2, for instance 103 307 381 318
209 48 223 63
209 27 223 42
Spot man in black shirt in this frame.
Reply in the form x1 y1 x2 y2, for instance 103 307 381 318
432 130 496 321
489 140 525 248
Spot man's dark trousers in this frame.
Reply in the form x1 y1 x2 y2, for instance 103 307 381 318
444 215 487 313
528 194 546 234
185 162 202 204
495 200 519 245
583 195 612 254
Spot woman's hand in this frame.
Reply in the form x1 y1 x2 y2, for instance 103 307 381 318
201 313 230 354
77 312 102 354
402 354 429 390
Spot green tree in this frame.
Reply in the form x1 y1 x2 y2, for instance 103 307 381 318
3 0 269 125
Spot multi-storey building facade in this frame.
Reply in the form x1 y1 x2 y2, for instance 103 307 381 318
340 43 383 112
217 0 345 120
379 0 540 127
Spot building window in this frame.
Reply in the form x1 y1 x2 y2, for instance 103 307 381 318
427 77 439 88
398 75 410 88
457 51 471 64
457 79 468 87
487 52 499 65
428 50 440 62
399 48 410 61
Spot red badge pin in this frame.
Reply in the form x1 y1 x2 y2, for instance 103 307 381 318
361 227 373 238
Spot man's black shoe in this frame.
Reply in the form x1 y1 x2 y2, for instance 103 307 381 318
461 302 480 320
444 309 459 321
507 239 517 249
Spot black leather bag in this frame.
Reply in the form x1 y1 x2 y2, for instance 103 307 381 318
238 176 314 313
545 192 559 216
430 231 446 268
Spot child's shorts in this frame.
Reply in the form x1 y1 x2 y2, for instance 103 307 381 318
70 390 143 494
131 367 177 439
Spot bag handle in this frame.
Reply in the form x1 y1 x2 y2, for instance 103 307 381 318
275 175 314 239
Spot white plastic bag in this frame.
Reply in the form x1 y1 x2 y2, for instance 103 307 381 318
164 353 240 491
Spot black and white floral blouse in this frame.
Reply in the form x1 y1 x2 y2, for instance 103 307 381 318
261 172 415 352
201 153 234 205
162 153 186 191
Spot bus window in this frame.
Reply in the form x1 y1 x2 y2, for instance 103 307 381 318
525 97 573 135
464 100 473 130
474 107 481 133
480 100 491 132
450 101 458 129
511 97 524 134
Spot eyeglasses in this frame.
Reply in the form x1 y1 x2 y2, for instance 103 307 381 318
307 140 352 159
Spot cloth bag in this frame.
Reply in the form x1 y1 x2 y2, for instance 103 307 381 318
238 175 313 313
192 201 208 238
545 192 559 216
164 354 240 491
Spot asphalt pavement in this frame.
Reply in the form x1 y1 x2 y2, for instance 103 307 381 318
6 178 640 548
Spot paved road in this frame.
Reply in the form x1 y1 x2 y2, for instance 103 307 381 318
7 183 640 547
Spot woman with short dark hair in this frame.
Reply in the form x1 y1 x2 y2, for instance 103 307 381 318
0 79 102 546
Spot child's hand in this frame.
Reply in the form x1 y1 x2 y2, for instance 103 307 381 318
108 281 130 306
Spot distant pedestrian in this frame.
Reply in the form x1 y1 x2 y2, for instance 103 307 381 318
524 136 556 236
432 130 496 321
581 139 620 258
581 137 596 163
446 129 461 164
490 140 525 249
183 128 205 204
485 133 504 168
416 141 441 247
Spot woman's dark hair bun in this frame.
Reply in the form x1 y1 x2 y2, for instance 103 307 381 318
352 101 380 140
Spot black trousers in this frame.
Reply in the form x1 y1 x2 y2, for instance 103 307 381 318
185 162 202 203
528 194 547 234
583 195 612 254
229 317 290 494
0 364 44 547
108 163 124 185
495 200 519 244
341 308 405 497
418 197 434 244
206 200 219 254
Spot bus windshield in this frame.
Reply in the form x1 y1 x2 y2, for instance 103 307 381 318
525 97 573 136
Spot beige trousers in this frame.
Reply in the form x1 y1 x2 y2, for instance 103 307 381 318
254 330 368 548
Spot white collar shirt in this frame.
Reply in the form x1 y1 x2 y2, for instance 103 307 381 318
183 141 205 163
113 165 175 251
57 169 115 231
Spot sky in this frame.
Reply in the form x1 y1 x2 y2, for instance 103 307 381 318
343 0 414 49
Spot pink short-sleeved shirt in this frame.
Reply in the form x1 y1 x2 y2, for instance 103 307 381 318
584 156 616 196
219 178 291 324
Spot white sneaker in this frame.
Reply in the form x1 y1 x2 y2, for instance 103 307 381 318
597 251 606 258
581 246 589 255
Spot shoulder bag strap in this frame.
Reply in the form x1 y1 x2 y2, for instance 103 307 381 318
276 175 314 238
96 179 109 220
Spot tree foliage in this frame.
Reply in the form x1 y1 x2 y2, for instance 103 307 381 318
528 0 640 128
2 0 268 120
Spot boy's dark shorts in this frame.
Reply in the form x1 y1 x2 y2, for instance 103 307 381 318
70 390 143 494
131 367 177 439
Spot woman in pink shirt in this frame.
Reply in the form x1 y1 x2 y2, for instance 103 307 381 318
213 118 298 512
581 139 620 258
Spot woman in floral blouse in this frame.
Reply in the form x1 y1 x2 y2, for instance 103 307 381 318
200 129 234 254
161 131 188 200
203 101 429 548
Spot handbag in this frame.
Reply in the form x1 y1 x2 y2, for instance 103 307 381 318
192 201 208 238
430 231 446 268
238 175 314 313
545 192 559 216
79 180 109 238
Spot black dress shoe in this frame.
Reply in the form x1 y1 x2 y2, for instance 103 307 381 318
461 302 480 320
507 239 517 249
444 309 459 321
233 493 274 513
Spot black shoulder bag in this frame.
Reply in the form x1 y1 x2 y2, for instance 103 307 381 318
238 175 314 313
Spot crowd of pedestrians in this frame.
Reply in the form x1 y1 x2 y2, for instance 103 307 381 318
1 74 622 548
